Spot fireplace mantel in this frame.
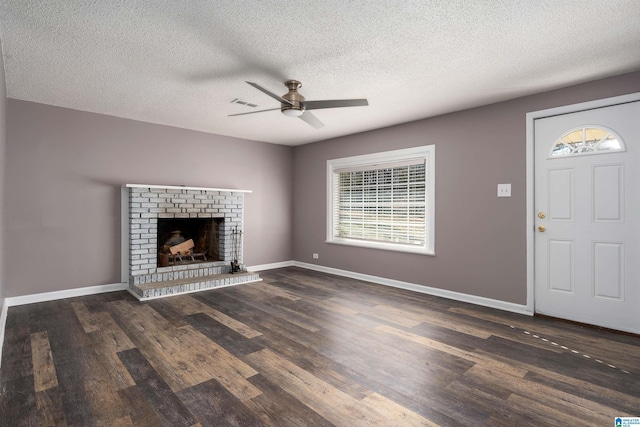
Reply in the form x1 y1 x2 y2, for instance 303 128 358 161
125 183 252 193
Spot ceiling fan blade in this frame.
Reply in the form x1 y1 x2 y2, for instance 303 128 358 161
228 107 280 116
303 99 368 110
245 81 293 106
298 111 324 129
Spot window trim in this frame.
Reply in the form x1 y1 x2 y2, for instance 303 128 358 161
326 145 435 256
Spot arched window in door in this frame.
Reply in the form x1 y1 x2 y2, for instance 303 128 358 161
550 126 625 157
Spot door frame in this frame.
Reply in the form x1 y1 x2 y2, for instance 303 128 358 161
525 92 640 315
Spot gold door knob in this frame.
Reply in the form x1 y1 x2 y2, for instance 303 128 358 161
538 212 546 219
537 225 546 232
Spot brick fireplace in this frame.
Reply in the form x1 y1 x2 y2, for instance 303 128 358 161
121 184 260 299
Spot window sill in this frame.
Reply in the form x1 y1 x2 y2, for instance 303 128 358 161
326 238 434 256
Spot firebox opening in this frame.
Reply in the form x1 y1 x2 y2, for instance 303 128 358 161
157 218 224 266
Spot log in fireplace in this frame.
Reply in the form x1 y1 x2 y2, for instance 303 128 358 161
157 217 224 266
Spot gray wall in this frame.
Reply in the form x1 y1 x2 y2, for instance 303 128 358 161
292 71 640 305
5 101 293 297
0 40 6 309
4 71 639 302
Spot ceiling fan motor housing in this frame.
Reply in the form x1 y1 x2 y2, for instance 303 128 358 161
281 80 305 116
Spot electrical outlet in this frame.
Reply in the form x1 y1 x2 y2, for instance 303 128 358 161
312 253 319 259
497 183 511 197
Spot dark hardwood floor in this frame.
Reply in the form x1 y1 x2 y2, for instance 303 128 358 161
1 266 639 426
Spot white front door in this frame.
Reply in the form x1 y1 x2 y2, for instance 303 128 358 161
534 100 640 334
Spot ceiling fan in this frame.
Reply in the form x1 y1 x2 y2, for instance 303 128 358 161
229 80 368 129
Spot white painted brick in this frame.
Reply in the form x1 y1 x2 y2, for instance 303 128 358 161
130 208 149 213
125 186 247 290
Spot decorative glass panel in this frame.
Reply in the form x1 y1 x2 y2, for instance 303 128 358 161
551 127 624 157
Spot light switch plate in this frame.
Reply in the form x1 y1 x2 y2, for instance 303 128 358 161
497 183 511 197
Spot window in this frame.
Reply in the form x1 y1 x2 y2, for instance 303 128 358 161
326 145 435 255
550 126 625 157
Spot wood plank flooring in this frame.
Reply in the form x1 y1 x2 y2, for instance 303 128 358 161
1 266 639 426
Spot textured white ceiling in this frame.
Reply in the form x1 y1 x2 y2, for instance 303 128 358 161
1 1 639 146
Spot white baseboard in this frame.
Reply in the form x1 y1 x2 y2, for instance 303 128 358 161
293 261 532 316
247 261 294 271
5 282 128 307
0 298 7 370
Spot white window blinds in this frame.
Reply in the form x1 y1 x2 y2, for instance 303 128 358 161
332 160 426 246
